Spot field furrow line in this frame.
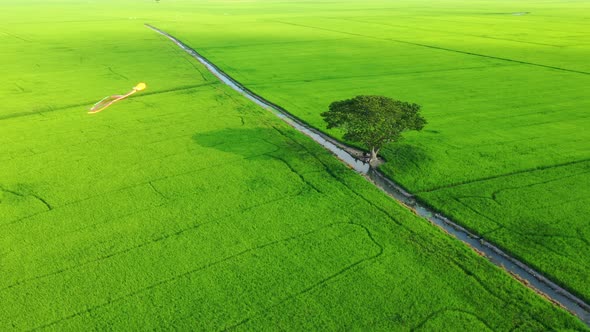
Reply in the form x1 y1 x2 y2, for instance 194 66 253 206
1 190 305 293
0 83 217 122
411 308 494 332
28 222 357 331
417 158 590 194
222 222 384 330
270 20 590 76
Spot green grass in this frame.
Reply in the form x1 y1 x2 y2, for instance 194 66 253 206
151 0 590 301
0 1 587 330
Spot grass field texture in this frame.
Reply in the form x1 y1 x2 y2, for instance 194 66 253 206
1 1 588 330
152 0 590 301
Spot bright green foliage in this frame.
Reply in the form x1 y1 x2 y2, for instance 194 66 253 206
154 0 590 301
321 95 425 161
0 1 588 330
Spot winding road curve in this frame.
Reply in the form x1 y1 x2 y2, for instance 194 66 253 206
146 23 590 326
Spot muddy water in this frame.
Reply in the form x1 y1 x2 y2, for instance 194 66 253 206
146 24 590 326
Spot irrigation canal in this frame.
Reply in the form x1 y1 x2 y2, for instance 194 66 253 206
146 23 590 326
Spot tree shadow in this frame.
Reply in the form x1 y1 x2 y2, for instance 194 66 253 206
191 126 330 170
193 127 282 158
193 127 433 177
383 143 432 174
192 126 344 194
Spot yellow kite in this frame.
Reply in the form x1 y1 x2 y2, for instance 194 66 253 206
89 82 146 114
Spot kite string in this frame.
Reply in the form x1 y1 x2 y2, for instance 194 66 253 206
91 96 112 110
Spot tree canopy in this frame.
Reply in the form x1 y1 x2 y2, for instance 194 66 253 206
321 95 426 163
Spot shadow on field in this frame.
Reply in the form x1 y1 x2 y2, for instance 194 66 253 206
193 127 433 176
192 126 329 167
384 143 432 173
193 127 339 194
193 127 285 157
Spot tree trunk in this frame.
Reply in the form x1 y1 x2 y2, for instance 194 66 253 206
370 147 379 164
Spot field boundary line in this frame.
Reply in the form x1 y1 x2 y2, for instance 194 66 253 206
146 24 590 326
417 158 590 193
270 20 590 76
327 17 565 48
29 222 370 331
247 63 519 86
0 83 216 122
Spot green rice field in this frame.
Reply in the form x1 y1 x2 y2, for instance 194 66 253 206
152 0 590 302
0 0 588 330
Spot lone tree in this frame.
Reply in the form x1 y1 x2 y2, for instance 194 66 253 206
321 95 426 164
